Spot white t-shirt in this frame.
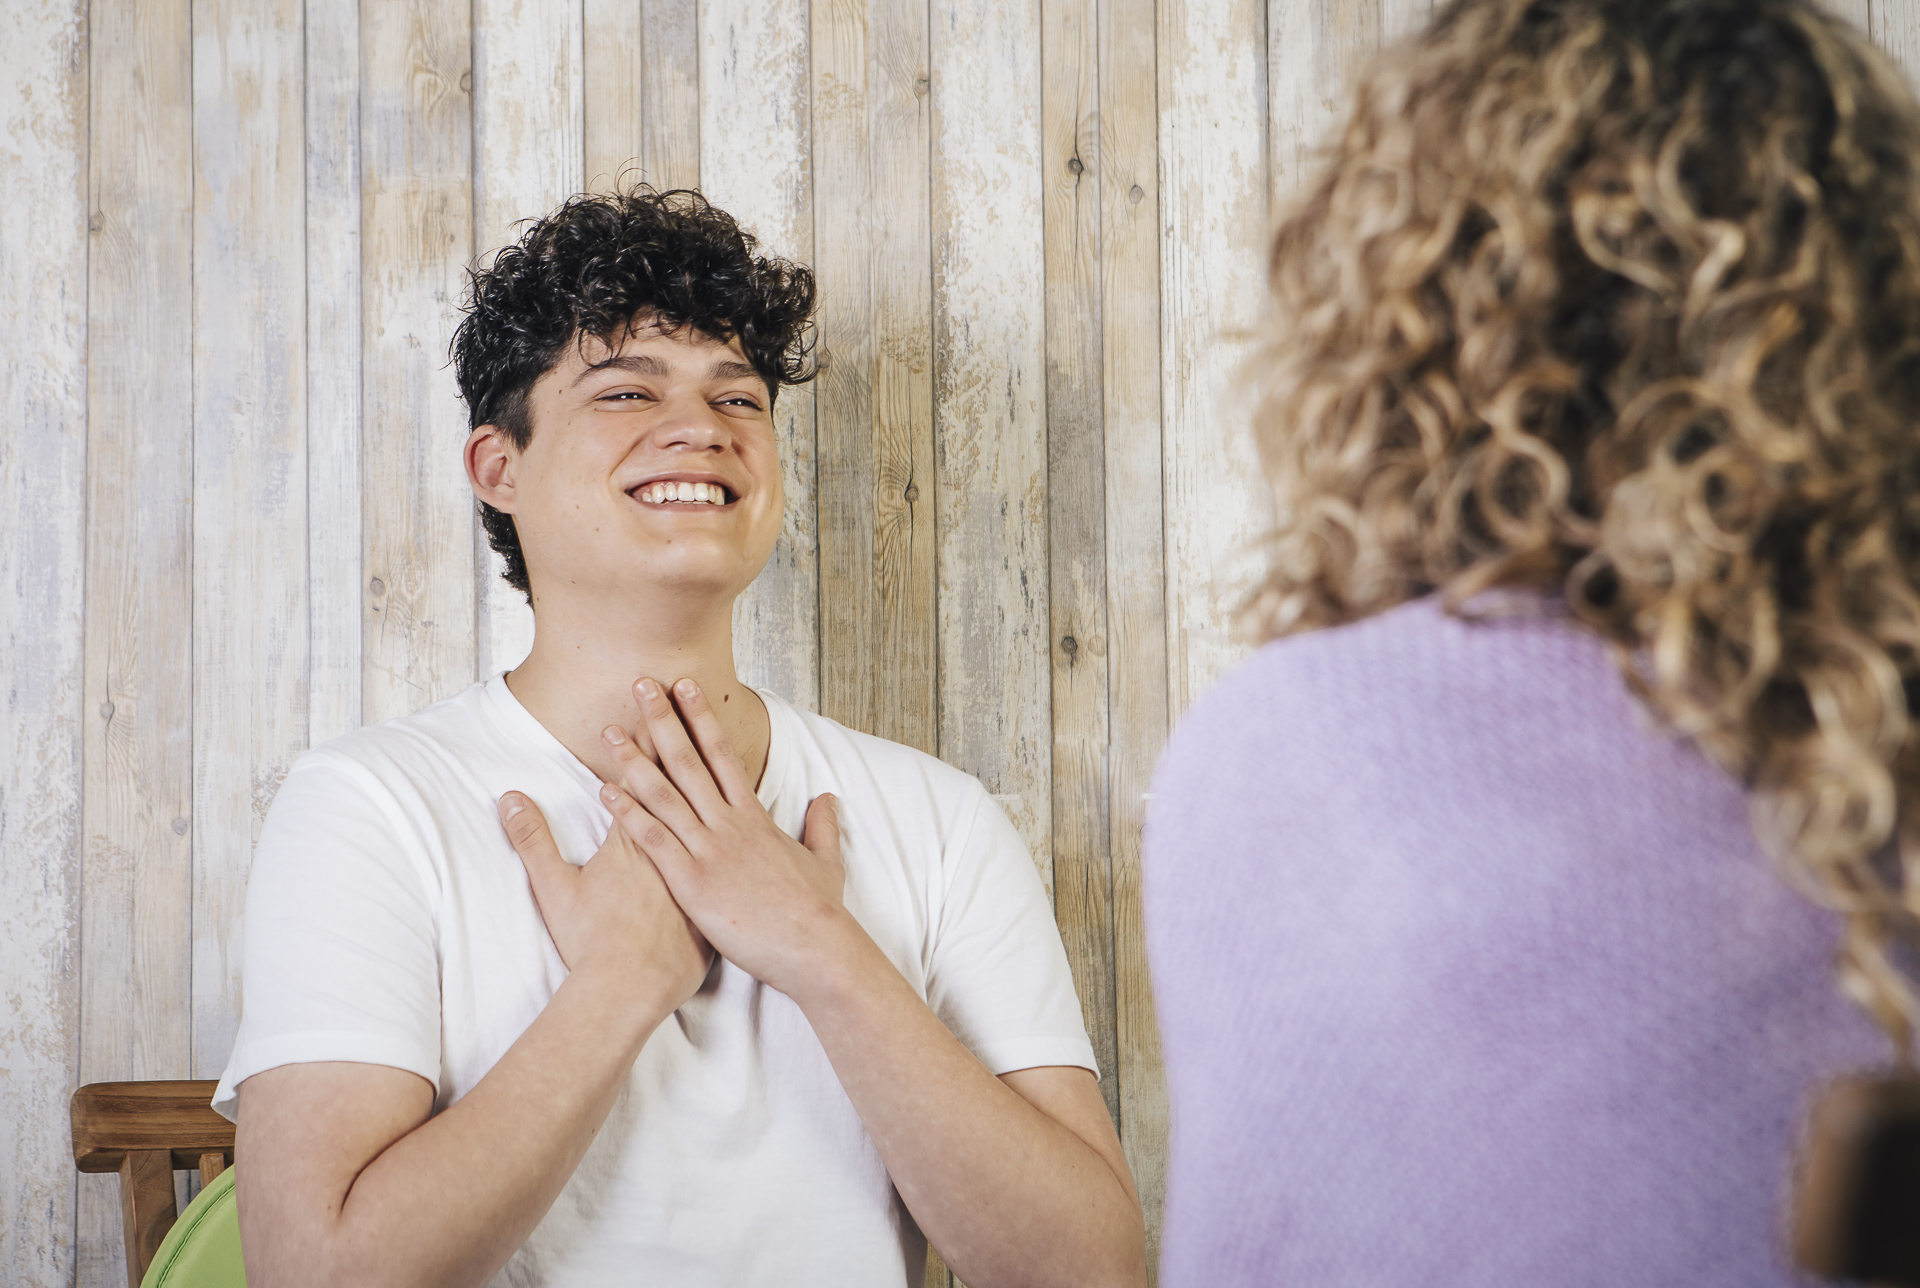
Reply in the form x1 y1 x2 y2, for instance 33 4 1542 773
214 676 1095 1287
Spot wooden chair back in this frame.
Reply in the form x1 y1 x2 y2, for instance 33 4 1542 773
71 1080 235 1288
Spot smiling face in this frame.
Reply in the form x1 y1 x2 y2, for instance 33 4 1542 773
466 319 785 613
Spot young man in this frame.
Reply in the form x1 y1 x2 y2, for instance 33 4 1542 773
213 189 1145 1287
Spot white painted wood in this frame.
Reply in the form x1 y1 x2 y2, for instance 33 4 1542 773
1162 0 1272 718
1876 0 1920 85
701 0 820 712
0 2 88 1282
1823 0 1870 37
932 0 1052 884
472 0 584 678
642 0 702 190
190 0 309 1083
360 0 477 724
81 0 197 1278
1271 0 1383 207
1380 0 1431 44
584 0 643 188
307 0 365 748
1100 0 1171 1269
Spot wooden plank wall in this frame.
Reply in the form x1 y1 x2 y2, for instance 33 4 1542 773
4 0 1912 1284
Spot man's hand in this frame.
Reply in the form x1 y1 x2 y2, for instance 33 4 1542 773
596 676 846 995
498 789 713 1013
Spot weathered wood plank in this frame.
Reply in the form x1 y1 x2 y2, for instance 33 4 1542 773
1876 1 1920 85
189 0 310 1090
1271 0 1382 207
0 2 88 1282
1161 0 1271 720
1040 0 1117 1133
932 0 1051 886
360 0 478 724
81 0 196 1279
473 0 584 678
813 0 937 754
1101 0 1171 1272
700 0 820 711
583 0 641 188
307 0 365 747
643 0 701 190
1823 0 1870 38
1380 0 1430 44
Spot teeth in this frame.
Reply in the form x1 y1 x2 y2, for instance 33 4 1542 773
638 481 727 505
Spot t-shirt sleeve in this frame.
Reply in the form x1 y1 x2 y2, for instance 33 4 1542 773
210 749 443 1121
925 790 1100 1079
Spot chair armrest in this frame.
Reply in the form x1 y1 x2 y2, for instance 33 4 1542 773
71 1080 233 1173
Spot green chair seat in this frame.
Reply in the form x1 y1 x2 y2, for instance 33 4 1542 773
140 1166 245 1288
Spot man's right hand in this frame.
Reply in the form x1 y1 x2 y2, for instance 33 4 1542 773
498 791 713 1014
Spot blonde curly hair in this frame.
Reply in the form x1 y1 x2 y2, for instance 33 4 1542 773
1249 0 1920 1055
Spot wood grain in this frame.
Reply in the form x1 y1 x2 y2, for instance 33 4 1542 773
0 2 88 1283
306 0 365 747
1160 0 1271 721
190 0 309 1087
584 0 643 188
1876 1 1920 83
1379 0 1431 44
933 0 1051 886
702 0 821 711
472 0 584 678
81 0 196 1282
1824 0 1871 37
1041 0 1118 1130
642 0 701 190
360 0 477 725
813 0 937 754
1100 0 1171 1271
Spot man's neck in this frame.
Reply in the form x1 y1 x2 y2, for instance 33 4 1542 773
503 592 771 791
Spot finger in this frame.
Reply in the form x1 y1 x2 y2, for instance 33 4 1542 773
499 793 575 910
667 678 755 806
633 677 730 822
602 722 707 842
599 782 700 893
801 793 841 861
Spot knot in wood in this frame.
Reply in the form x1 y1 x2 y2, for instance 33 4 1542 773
1061 635 1079 659
904 483 920 504
369 576 386 597
1129 184 1145 204
1067 156 1084 176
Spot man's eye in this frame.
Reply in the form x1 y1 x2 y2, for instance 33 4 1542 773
718 396 762 410
600 390 650 402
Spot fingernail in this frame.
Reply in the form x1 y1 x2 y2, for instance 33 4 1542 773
677 678 698 698
603 725 627 745
600 783 619 805
499 793 525 819
636 677 660 699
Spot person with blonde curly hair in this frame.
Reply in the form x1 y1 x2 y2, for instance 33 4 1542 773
1144 0 1920 1280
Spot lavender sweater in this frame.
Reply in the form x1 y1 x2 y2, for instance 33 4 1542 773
1143 596 1885 1286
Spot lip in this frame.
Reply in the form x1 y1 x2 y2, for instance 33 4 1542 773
625 472 740 507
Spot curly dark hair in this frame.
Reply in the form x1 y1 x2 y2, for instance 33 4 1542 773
1250 0 1920 1052
451 186 818 598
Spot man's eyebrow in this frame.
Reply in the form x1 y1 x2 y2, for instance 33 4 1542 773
710 359 761 382
571 353 670 386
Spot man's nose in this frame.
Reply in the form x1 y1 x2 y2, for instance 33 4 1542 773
651 396 730 450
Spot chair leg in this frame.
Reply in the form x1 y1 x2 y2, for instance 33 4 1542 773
198 1151 226 1187
118 1148 177 1288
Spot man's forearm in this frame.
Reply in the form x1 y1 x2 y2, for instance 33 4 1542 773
789 918 1147 1288
242 969 674 1288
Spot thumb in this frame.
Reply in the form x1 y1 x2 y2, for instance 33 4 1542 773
801 793 841 860
499 792 574 909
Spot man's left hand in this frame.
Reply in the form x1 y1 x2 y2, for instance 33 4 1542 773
597 676 849 995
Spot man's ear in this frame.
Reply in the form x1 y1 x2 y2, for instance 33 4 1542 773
465 425 518 512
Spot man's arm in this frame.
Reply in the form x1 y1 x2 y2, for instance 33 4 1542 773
236 795 709 1288
588 677 1147 1287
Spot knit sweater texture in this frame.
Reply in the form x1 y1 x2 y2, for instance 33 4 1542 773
1143 595 1885 1285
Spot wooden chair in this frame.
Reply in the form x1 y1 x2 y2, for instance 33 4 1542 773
71 1080 235 1288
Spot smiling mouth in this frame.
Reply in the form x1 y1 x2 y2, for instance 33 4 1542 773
629 480 736 507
